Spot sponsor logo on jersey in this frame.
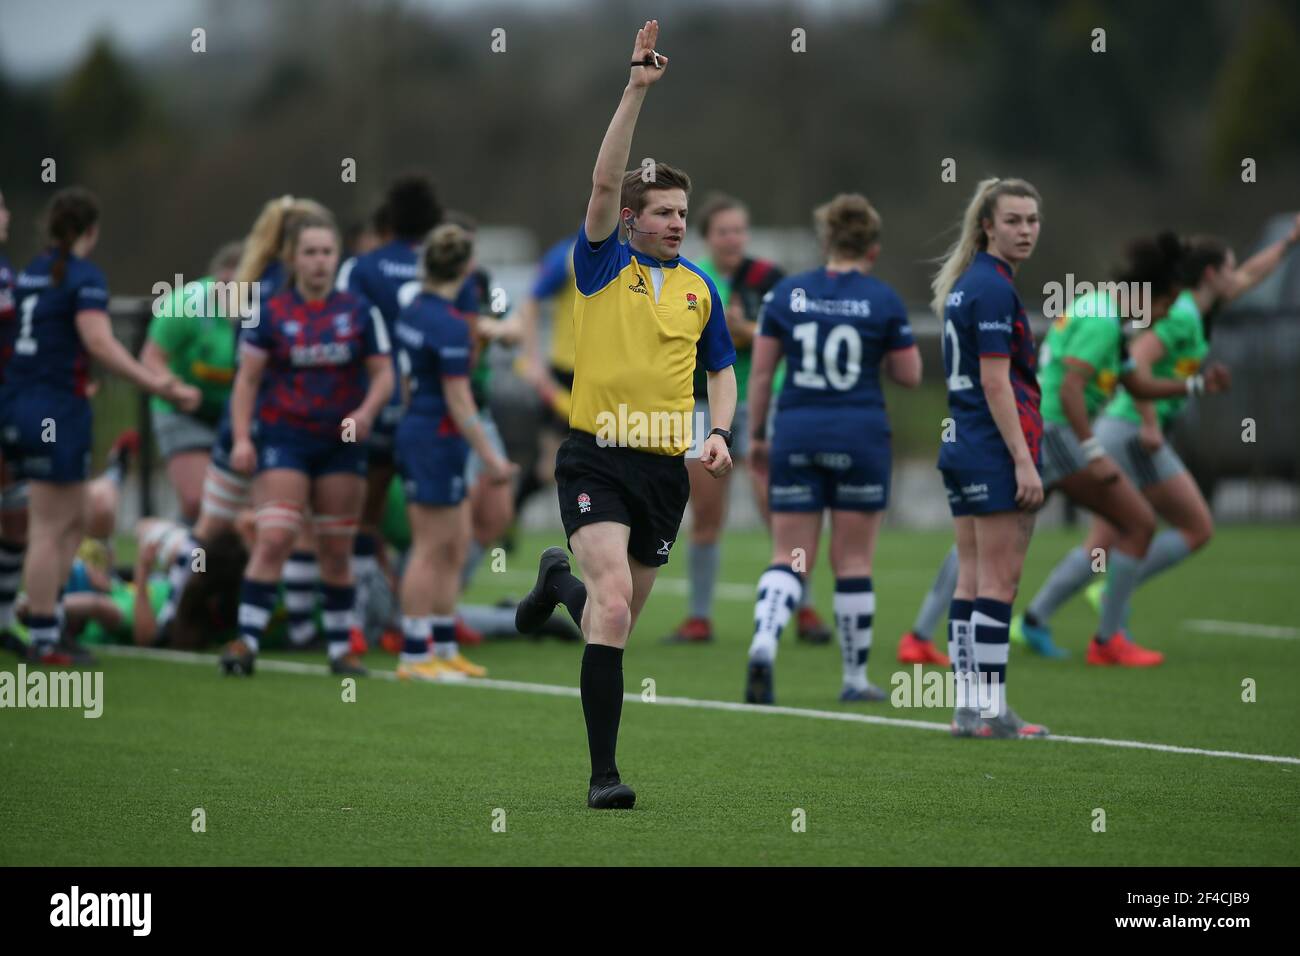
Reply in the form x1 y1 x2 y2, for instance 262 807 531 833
290 341 352 367
628 274 648 295
379 259 421 279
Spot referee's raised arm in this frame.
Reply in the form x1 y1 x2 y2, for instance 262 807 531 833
585 19 668 241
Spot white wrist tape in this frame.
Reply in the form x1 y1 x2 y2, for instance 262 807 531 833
1185 374 1204 396
1080 436 1106 462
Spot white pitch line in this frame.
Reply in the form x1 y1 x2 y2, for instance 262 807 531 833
92 645 1300 767
492 569 951 602
1182 620 1300 640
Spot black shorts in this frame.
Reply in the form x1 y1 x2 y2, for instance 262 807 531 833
555 429 690 568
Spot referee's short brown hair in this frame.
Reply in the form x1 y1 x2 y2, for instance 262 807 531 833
620 162 693 216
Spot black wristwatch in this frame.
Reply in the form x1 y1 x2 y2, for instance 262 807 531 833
708 427 733 449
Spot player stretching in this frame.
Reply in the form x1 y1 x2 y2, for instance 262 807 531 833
743 194 921 703
222 210 393 676
393 224 515 681
1 188 198 664
933 177 1047 738
514 20 737 809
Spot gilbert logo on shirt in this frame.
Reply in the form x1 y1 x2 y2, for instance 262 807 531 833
685 292 697 311
628 274 648 295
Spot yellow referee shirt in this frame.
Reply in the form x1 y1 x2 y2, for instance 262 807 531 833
571 224 736 456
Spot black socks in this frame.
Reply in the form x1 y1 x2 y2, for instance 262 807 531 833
580 643 624 785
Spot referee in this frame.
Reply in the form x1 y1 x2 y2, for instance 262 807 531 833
515 19 738 809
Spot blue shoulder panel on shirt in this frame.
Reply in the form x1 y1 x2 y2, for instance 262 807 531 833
572 224 623 296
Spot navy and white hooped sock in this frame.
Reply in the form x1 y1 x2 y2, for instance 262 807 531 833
351 534 379 630
430 616 457 660
320 583 356 660
0 538 25 631
748 564 803 664
283 550 319 647
972 597 1011 716
22 613 59 654
156 533 200 631
237 579 279 655
833 577 875 690
400 615 433 663
947 598 975 708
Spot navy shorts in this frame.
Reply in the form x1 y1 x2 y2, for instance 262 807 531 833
939 460 1024 517
768 436 891 512
255 422 368 478
0 387 93 483
396 416 469 507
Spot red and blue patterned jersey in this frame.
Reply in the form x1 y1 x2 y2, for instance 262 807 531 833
394 291 476 432
938 251 1042 470
241 288 390 436
0 253 15 384
7 249 109 397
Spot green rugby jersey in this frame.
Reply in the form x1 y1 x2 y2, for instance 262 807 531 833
1038 290 1125 425
1105 290 1207 429
148 276 237 423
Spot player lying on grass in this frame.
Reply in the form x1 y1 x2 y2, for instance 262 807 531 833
743 193 921 705
515 19 738 810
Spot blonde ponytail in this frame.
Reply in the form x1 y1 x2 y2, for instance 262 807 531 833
235 195 330 285
930 177 1041 317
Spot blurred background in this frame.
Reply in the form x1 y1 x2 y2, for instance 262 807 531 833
2 0 1297 527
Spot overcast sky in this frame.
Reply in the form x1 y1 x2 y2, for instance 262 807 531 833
0 0 880 79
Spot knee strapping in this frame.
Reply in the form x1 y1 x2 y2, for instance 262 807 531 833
311 513 358 537
202 469 251 519
255 500 305 535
